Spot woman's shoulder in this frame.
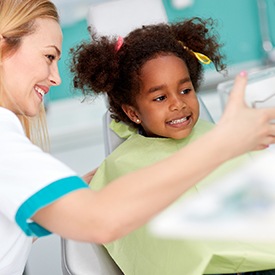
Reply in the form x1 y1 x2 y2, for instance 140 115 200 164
0 107 25 137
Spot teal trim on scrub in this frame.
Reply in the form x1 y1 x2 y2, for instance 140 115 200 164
15 176 88 237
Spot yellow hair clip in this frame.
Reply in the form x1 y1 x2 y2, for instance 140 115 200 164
178 41 212 65
192 51 212 64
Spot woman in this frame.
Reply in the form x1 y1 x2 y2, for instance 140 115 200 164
1 1 275 274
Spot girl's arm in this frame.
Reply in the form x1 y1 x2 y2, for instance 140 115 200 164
32 73 275 243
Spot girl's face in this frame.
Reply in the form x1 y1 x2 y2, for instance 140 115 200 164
123 55 200 139
1 18 62 116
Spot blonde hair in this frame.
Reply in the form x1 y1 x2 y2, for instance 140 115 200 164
0 0 59 151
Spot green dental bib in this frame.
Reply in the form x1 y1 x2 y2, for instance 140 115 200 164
90 119 275 275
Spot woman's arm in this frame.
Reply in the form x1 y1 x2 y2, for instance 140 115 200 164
32 73 275 243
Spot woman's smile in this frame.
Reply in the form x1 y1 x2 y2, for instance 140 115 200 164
34 85 49 101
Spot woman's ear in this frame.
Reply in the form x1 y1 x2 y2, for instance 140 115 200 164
122 104 141 124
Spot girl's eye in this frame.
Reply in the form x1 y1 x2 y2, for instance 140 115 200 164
154 95 166 102
180 88 191 95
46 54 55 62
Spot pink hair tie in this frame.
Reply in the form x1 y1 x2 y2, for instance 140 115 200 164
115 36 124 52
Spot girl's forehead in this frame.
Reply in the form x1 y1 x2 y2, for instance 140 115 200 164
141 55 186 72
141 53 180 67
138 55 190 91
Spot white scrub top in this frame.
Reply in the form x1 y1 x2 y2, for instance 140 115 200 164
0 107 88 274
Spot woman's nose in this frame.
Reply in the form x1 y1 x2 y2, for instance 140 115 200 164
49 65 62 86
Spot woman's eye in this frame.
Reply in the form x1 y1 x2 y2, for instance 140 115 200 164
46 54 55 62
154 95 166 102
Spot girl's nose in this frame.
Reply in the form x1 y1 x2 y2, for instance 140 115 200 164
169 95 186 111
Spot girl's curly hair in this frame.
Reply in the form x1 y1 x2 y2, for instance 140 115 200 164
70 17 226 128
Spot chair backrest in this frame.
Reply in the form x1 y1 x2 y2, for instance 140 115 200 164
198 94 214 123
87 0 167 37
61 238 124 275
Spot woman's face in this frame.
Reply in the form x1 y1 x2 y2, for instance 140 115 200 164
1 18 62 116
123 54 200 139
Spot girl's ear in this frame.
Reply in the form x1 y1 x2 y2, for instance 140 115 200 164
0 35 4 48
0 35 4 63
122 104 141 124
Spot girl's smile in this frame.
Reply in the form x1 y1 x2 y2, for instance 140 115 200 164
166 115 192 127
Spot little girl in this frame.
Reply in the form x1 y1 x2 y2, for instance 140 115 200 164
71 17 275 275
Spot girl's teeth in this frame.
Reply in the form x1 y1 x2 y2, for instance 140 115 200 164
169 117 187 125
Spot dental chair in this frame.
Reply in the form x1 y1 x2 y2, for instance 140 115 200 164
61 238 123 275
61 0 214 273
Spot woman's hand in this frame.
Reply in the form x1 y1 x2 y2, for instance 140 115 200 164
218 71 275 154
